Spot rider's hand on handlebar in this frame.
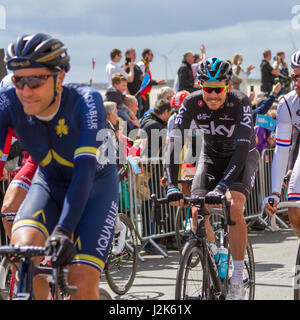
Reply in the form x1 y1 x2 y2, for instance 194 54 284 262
167 186 184 207
263 195 280 216
205 184 227 206
45 226 75 268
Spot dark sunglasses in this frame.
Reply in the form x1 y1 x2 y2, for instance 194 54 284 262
201 85 228 94
292 74 300 82
12 73 58 90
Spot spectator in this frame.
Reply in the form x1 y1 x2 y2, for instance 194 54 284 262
255 109 276 154
191 44 206 83
177 51 200 93
272 51 292 95
104 101 118 129
105 48 134 84
139 99 173 158
231 53 255 94
260 49 280 95
124 48 144 117
104 73 136 134
141 86 175 120
124 94 140 128
252 82 282 124
137 48 166 117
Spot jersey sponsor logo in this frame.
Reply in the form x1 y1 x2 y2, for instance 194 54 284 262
96 201 118 257
206 173 215 183
240 105 252 129
198 121 235 137
198 100 204 107
197 113 211 120
219 115 234 121
55 119 69 137
0 93 10 111
223 164 237 181
26 115 35 125
85 94 98 129
175 104 187 125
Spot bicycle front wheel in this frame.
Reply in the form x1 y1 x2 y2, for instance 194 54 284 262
0 257 14 300
175 207 192 254
105 213 138 295
175 239 211 300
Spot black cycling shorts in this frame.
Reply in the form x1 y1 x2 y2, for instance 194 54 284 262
191 148 259 198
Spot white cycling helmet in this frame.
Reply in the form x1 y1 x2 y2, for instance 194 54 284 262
291 50 300 68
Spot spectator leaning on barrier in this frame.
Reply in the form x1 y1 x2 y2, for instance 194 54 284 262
137 48 166 117
105 48 134 84
260 49 280 95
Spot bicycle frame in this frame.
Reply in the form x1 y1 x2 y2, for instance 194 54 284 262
0 245 76 300
152 194 235 299
193 200 232 299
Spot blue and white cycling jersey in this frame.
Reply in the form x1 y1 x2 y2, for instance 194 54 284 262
0 83 116 233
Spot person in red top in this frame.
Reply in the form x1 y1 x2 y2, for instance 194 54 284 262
0 128 38 238
136 48 166 117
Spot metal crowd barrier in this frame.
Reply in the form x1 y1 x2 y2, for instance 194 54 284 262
119 149 290 257
256 148 289 230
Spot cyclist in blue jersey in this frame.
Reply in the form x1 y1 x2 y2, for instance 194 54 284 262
166 57 258 300
0 33 119 299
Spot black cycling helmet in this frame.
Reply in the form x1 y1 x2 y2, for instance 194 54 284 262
291 50 300 69
198 57 232 83
5 33 70 72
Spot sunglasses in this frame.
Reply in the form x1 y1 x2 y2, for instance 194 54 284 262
12 73 58 90
201 85 228 94
292 74 300 82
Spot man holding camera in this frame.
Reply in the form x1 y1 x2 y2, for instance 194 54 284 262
105 48 135 84
124 48 144 117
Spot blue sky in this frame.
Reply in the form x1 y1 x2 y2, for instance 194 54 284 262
1 0 300 83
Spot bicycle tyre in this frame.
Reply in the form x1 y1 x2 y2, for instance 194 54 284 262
99 288 113 300
175 239 211 300
175 207 192 254
0 257 14 300
226 237 255 300
294 244 300 300
105 213 138 295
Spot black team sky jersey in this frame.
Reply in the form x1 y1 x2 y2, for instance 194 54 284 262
166 89 256 188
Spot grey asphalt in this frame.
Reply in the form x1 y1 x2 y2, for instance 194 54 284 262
100 226 300 300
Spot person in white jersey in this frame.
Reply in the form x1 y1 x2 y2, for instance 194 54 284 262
263 50 300 238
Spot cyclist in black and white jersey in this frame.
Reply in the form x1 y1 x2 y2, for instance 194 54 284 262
264 50 300 237
166 57 258 300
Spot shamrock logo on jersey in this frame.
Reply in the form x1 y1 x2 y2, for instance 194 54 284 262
56 119 69 138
